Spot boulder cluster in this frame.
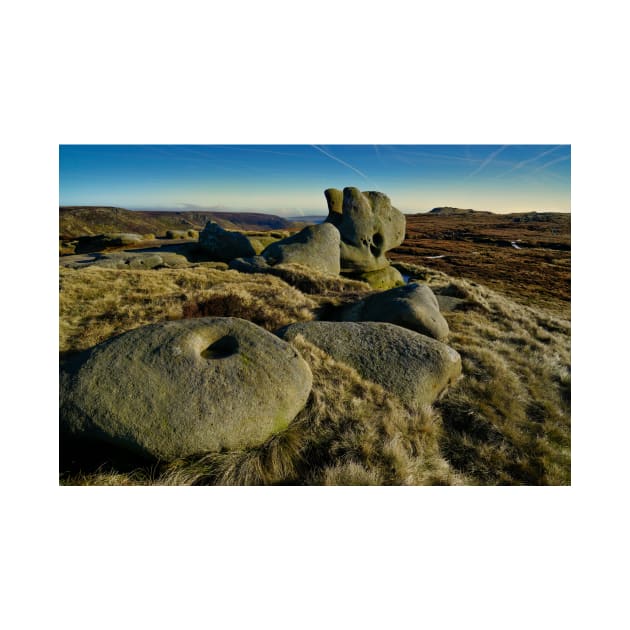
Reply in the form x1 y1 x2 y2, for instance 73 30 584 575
60 187 463 464
224 187 405 289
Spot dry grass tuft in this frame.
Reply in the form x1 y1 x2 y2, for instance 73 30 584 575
235 262 373 295
59 266 317 353
181 280 315 331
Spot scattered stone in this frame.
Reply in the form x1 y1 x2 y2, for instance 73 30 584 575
199 221 257 261
261 223 341 274
324 187 406 272
340 282 450 341
71 233 145 253
229 256 270 273
101 233 144 245
276 321 461 409
343 265 405 290
60 317 313 460
60 251 190 270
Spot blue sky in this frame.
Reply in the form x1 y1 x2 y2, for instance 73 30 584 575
59 145 571 215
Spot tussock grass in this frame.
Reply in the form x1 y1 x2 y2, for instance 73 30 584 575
181 280 316 331
234 261 372 295
59 260 570 485
59 266 317 353
395 262 570 485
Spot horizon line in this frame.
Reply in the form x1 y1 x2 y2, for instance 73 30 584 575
59 203 572 215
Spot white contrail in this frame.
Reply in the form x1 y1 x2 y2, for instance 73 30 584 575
496 145 564 177
532 154 571 172
466 145 508 177
311 145 368 179
515 145 563 168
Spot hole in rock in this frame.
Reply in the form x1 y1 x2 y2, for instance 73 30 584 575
369 232 384 257
201 335 240 360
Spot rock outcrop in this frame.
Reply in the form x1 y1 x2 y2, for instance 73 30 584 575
199 221 257 261
340 282 450 341
324 187 406 273
276 321 461 409
260 223 340 274
60 318 313 460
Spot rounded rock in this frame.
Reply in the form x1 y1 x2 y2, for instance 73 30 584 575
277 321 460 409
261 223 341 274
340 282 450 341
60 317 313 460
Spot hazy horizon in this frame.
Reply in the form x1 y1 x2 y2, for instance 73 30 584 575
59 145 571 215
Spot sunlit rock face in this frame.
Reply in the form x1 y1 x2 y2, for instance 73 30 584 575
324 187 406 273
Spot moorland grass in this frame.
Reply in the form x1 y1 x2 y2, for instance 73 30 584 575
59 261 570 485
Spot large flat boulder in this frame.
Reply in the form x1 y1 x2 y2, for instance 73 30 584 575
324 187 406 272
340 282 450 341
261 223 340 274
60 317 313 460
276 321 461 409
199 221 257 261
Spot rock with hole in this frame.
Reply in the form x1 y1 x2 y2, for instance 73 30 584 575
324 187 406 272
276 321 460 409
340 282 450 341
60 317 313 460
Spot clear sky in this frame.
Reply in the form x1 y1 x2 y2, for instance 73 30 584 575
59 145 571 215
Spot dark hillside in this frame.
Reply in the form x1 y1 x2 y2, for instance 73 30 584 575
60 206 296 239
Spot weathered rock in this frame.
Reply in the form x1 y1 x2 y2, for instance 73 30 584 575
229 256 270 273
199 221 257 261
340 282 450 341
261 223 340 274
343 265 405 290
276 321 461 409
324 187 406 272
248 234 283 255
60 251 190 270
60 317 313 460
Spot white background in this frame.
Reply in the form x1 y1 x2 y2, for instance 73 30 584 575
2 1 628 628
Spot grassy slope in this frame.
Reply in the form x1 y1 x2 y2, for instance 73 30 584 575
59 261 570 485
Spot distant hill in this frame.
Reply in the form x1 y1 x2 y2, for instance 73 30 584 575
421 207 569 220
426 207 494 216
59 206 296 239
286 215 326 224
